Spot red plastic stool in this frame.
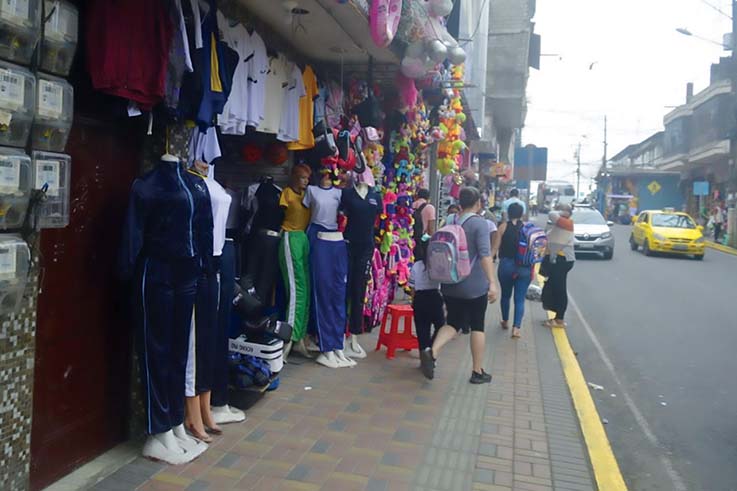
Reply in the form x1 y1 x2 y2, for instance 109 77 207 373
376 304 418 359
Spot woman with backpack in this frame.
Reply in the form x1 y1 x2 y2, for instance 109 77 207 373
495 203 533 339
420 187 499 384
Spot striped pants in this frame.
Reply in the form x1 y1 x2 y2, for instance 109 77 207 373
279 231 310 342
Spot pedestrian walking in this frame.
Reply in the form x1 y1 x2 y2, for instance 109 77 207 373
420 187 500 384
409 235 444 355
542 204 575 328
496 203 532 339
501 188 527 218
711 204 725 242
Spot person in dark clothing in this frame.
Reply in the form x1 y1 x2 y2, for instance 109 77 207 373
496 203 532 339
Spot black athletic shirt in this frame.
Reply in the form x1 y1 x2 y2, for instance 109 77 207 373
340 186 383 245
499 220 523 259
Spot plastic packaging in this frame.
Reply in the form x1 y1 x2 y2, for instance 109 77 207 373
0 147 31 229
31 150 70 228
0 234 30 316
31 73 73 152
0 60 35 148
0 0 42 65
40 0 78 76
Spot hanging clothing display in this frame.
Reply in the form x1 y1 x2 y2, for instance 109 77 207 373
87 0 174 110
120 159 213 435
216 11 251 135
260 53 290 135
341 186 382 334
303 185 341 230
188 127 222 165
287 65 318 150
165 0 194 111
277 63 306 143
245 30 269 128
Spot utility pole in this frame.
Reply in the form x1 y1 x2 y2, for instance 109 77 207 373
728 0 737 247
576 142 582 199
602 116 608 167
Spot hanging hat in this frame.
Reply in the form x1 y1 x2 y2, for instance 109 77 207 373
265 142 289 165
241 143 263 163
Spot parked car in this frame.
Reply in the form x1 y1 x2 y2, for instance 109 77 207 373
571 206 615 259
629 209 705 260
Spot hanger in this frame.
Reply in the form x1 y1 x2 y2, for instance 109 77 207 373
260 175 274 184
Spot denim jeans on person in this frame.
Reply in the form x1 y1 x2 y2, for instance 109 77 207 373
498 257 532 328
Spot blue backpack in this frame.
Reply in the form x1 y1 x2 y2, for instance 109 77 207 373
516 223 548 266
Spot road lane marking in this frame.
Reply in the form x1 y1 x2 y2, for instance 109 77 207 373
568 295 688 491
535 266 628 490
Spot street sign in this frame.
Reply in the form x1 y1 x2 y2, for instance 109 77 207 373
514 145 548 181
693 181 710 196
647 180 662 195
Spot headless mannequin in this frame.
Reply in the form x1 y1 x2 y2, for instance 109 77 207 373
126 153 208 464
346 181 369 359
184 159 225 443
307 172 353 369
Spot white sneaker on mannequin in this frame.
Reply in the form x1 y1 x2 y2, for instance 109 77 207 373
142 430 189 465
316 351 340 368
172 424 208 461
304 337 321 352
212 405 247 424
335 350 357 367
344 335 367 359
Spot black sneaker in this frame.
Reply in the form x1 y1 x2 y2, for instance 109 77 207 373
420 348 435 380
469 370 492 384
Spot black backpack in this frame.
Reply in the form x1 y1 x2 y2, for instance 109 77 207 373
413 202 428 242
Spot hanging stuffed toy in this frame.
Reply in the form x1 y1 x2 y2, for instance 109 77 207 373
370 0 403 48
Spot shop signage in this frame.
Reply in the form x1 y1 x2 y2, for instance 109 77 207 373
693 181 709 196
513 145 548 181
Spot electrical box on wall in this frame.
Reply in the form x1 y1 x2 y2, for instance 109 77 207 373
32 150 70 228
31 73 73 152
0 60 35 148
0 147 31 229
0 234 30 316
0 0 42 66
40 0 78 77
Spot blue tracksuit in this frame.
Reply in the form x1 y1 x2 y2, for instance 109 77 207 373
120 160 213 435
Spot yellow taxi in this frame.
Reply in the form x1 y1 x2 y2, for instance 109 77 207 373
629 209 706 259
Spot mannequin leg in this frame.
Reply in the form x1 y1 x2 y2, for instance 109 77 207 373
312 234 348 357
212 241 235 411
142 430 190 465
185 395 211 442
346 242 374 336
200 391 221 434
280 231 313 359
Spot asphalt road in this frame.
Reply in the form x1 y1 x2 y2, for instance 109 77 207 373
563 224 737 491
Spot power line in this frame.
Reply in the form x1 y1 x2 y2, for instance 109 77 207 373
696 0 732 19
459 0 490 47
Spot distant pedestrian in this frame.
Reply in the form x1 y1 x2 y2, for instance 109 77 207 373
542 204 575 328
409 235 444 355
447 203 461 216
496 203 532 339
711 204 725 242
420 187 500 384
413 188 437 235
501 189 527 218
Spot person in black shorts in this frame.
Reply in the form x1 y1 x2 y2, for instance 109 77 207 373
420 187 500 384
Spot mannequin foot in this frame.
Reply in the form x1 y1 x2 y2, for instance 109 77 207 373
172 424 208 461
212 405 247 424
316 351 340 368
142 431 190 465
345 337 367 359
335 350 357 367
184 421 212 443
292 339 315 359
199 392 222 435
304 337 321 352
185 396 210 442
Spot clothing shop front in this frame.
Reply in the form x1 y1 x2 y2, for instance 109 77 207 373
0 1 472 489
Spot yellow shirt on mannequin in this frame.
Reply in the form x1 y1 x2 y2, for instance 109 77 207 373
280 187 311 231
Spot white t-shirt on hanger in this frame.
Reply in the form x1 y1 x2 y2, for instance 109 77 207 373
245 30 269 129
259 53 289 135
277 63 306 143
217 11 251 135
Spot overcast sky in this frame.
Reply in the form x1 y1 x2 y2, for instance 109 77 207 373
522 0 732 190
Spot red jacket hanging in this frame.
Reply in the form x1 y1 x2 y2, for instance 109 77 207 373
87 0 174 110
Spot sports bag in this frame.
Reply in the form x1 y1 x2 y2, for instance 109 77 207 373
427 213 476 284
516 223 548 266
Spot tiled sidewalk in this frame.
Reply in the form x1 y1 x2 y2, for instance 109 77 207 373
86 303 596 491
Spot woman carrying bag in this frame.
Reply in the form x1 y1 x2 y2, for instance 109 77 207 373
542 204 575 327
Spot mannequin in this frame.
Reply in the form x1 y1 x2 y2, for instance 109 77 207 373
120 153 211 464
242 176 284 305
278 164 313 359
184 159 230 442
341 169 382 359
304 170 352 368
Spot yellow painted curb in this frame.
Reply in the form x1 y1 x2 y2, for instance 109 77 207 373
535 264 628 490
706 241 737 256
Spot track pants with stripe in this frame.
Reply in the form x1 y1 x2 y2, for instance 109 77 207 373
307 224 348 353
134 256 199 435
185 257 221 397
278 231 310 342
212 240 235 407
